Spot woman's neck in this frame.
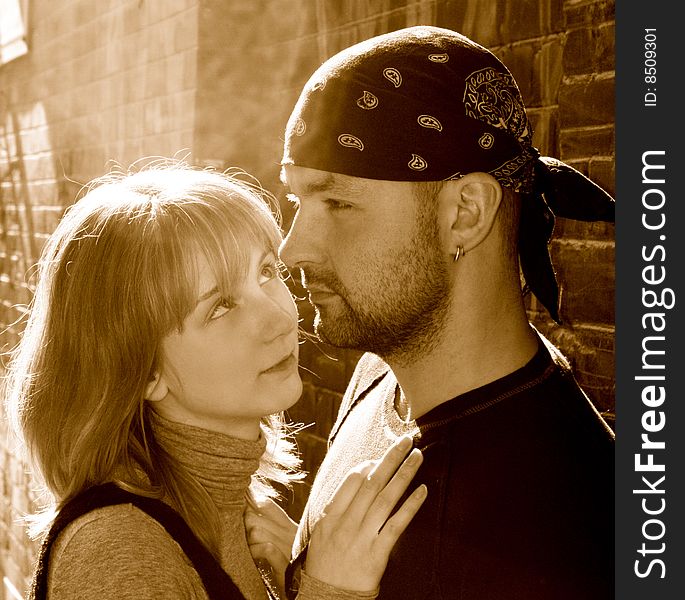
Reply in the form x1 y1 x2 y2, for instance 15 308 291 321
150 411 266 508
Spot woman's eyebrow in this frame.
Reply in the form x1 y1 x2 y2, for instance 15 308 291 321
195 250 272 306
196 286 219 306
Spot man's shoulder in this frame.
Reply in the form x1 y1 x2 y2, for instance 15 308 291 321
535 328 572 372
347 352 391 398
327 353 391 444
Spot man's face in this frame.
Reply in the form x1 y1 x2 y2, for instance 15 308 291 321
280 165 451 362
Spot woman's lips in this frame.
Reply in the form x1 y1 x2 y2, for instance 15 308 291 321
262 352 297 374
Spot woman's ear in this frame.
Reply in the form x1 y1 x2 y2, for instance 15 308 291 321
145 372 168 402
439 172 502 255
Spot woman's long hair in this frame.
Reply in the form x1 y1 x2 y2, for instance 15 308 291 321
3 160 303 555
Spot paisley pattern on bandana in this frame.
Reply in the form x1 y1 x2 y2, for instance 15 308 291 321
418 115 442 131
491 147 537 192
478 132 494 149
294 118 306 136
338 134 364 151
357 91 379 110
463 67 531 146
383 68 402 87
408 154 428 171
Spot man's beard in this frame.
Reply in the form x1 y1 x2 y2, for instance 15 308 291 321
302 208 451 365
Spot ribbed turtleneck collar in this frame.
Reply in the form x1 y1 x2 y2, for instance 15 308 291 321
150 411 267 510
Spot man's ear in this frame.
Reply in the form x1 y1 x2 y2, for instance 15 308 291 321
439 172 502 255
145 372 168 402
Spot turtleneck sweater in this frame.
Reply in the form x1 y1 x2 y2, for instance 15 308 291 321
46 413 377 600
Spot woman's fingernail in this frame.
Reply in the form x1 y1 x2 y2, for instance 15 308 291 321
406 448 422 466
397 436 412 451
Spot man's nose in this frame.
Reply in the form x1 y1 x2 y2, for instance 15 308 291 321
279 209 321 269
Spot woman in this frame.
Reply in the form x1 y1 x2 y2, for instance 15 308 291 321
3 161 426 599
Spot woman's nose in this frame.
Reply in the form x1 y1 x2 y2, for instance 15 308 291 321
254 288 297 342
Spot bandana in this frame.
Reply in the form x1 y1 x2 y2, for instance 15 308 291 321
282 26 614 323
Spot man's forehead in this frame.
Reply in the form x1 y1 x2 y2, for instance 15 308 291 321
281 166 369 197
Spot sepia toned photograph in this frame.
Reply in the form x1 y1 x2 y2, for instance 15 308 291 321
0 1 644 598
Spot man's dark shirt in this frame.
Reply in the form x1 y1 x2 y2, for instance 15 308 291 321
289 332 614 599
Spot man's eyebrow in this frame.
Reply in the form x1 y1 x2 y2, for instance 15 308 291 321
285 173 364 197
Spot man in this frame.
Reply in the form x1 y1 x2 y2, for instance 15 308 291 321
279 26 614 599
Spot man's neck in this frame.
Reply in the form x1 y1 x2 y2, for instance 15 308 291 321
386 300 539 421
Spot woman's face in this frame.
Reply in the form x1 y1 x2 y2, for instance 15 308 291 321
151 244 302 440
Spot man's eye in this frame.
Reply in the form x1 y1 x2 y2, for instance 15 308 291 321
325 198 352 210
209 297 235 321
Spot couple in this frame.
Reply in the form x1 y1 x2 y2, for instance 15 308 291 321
4 27 614 599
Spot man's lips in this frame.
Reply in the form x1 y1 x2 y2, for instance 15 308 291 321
306 287 338 302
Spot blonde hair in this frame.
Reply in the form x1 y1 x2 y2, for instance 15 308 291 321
3 160 302 554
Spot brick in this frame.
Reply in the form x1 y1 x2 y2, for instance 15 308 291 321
287 382 317 430
550 239 615 324
559 125 614 159
535 39 564 106
173 11 198 53
31 207 66 236
313 387 344 438
588 157 615 197
496 44 537 105
295 433 328 484
565 0 615 28
529 108 559 156
563 22 615 76
553 217 615 241
309 345 350 395
558 74 615 128
500 0 561 43
533 320 615 413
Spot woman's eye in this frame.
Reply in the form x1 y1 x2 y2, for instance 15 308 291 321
260 262 279 282
209 297 235 321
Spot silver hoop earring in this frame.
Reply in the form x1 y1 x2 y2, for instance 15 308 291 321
454 245 465 263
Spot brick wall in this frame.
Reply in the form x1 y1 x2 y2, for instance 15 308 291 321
0 0 614 592
0 0 200 595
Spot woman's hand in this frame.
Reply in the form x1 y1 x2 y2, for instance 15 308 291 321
304 436 427 593
245 497 298 593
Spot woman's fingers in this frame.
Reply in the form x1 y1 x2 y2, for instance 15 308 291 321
252 497 299 531
245 498 298 555
249 542 289 573
321 460 375 518
250 544 288 597
375 483 428 555
303 437 426 593
341 435 414 524
362 447 424 534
